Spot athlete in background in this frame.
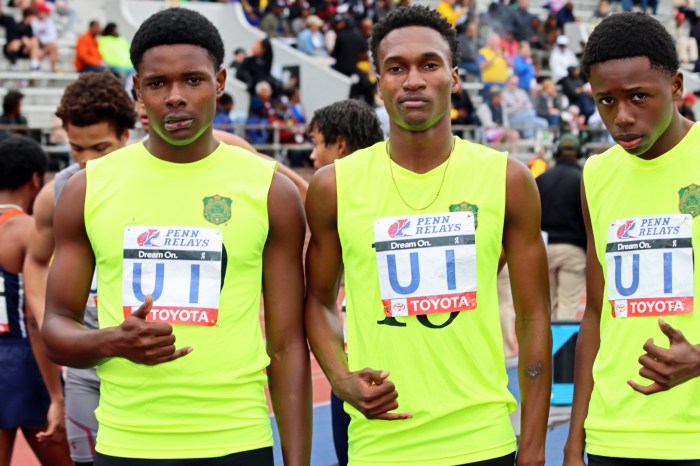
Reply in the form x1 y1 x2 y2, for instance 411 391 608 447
0 136 71 466
23 71 136 466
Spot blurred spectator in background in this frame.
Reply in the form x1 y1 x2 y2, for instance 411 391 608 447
3 8 42 70
436 0 467 29
542 14 559 49
513 40 535 93
374 0 394 23
247 80 278 144
31 2 58 71
555 2 577 30
476 85 519 151
260 0 292 38
290 1 311 35
502 74 547 137
535 78 563 126
0 90 41 143
680 93 697 122
45 0 76 37
98 22 133 81
236 37 278 95
213 92 234 131
591 0 610 27
559 65 585 105
479 32 510 96
332 14 373 104
536 133 586 321
74 20 106 72
503 0 533 42
528 16 547 51
451 77 480 138
548 34 577 83
297 14 329 58
458 22 482 80
673 10 697 65
228 47 246 73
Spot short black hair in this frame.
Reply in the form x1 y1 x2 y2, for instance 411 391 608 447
103 22 118 36
308 99 384 153
219 93 233 106
55 72 136 135
582 13 679 78
2 90 23 115
369 5 459 74
0 136 48 190
130 8 225 71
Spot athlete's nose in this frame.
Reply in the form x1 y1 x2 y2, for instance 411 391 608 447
165 83 187 107
403 66 426 90
614 101 635 129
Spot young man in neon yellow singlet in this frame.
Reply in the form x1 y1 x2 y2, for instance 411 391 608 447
564 13 700 466
41 8 311 466
304 6 552 466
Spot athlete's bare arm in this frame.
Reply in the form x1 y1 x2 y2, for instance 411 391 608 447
42 171 191 368
2 213 68 448
563 181 603 466
23 181 56 328
304 166 411 421
263 172 312 466
213 129 309 199
502 158 552 466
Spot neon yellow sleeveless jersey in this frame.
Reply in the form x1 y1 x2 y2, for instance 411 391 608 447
84 142 275 459
335 138 517 465
583 122 700 459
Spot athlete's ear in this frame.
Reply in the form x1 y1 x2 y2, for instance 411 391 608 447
671 71 684 103
215 67 227 99
451 67 460 94
31 171 41 190
119 129 129 145
337 135 349 157
132 74 141 102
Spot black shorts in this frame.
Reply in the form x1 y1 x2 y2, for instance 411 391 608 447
457 451 516 466
588 454 700 466
94 447 274 466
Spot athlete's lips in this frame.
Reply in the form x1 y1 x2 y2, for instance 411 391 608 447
615 134 644 150
399 95 429 107
163 113 194 132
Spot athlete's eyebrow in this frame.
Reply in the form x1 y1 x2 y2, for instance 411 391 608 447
383 51 445 64
595 86 646 97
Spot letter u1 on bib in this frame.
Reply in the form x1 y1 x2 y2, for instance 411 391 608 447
605 214 694 318
122 226 223 326
374 212 478 317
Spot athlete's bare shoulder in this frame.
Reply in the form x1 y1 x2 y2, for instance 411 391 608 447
0 210 34 272
33 180 56 229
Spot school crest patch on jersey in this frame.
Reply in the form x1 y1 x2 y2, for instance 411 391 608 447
203 195 232 225
679 184 700 218
449 202 478 227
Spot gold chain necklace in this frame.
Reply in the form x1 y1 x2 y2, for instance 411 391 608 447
386 137 455 211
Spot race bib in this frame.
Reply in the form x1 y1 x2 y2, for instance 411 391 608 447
122 226 223 326
605 214 694 318
374 212 477 317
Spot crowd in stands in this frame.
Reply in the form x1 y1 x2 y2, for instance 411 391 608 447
0 0 698 168
207 0 695 165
